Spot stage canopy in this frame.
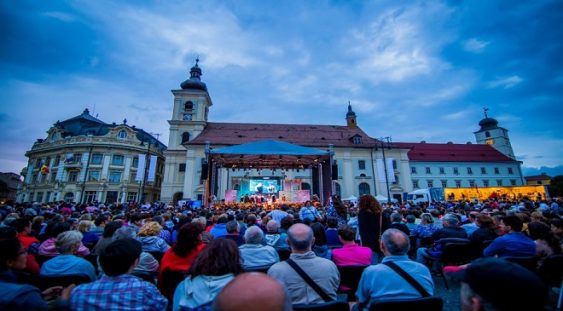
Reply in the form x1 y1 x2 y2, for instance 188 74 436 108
208 139 332 169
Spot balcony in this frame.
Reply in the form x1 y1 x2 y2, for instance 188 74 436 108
64 162 82 169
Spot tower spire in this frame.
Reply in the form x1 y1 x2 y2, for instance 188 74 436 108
346 101 357 128
483 107 489 118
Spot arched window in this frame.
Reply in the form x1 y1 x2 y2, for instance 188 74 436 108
485 131 491 138
185 101 194 111
335 182 341 197
117 130 127 139
301 182 311 190
358 182 370 196
181 132 190 144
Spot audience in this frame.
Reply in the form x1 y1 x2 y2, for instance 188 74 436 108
70 238 167 310
264 220 289 250
92 220 123 255
239 226 279 270
456 257 547 311
213 272 292 311
40 230 97 281
222 220 244 246
484 215 536 258
159 222 206 284
173 238 241 310
331 225 372 266
137 221 170 253
389 212 410 236
356 229 434 310
113 226 159 274
268 223 340 304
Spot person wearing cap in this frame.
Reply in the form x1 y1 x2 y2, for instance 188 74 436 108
455 257 547 311
483 215 536 258
355 229 433 310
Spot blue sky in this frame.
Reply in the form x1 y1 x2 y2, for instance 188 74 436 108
1 0 562 176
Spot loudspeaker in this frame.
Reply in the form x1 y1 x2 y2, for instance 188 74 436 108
200 163 208 180
331 164 338 180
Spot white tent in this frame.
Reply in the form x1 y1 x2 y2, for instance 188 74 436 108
375 194 397 202
342 195 358 202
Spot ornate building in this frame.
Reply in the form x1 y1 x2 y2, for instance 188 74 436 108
161 61 525 205
18 109 166 204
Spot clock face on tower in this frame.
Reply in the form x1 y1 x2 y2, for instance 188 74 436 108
183 113 192 121
486 138 495 145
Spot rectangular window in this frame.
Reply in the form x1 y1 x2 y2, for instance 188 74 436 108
467 167 473 175
36 192 44 202
84 191 97 203
32 174 38 183
46 191 52 202
112 155 124 166
132 156 139 168
453 168 459 175
508 167 514 174
127 192 138 202
441 180 448 188
54 155 61 166
439 167 445 174
481 167 486 174
68 171 78 182
425 167 431 174
411 167 417 174
179 163 186 172
73 153 82 164
469 180 476 187
510 179 516 186
109 171 121 183
91 153 103 165
412 180 419 189
392 160 397 169
427 180 434 188
88 170 100 181
496 179 503 186
494 167 500 174
455 180 462 188
358 160 366 170
483 180 489 187
35 159 42 169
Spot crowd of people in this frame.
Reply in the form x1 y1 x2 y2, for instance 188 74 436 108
0 194 561 310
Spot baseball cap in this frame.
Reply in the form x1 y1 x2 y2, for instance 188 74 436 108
452 257 547 310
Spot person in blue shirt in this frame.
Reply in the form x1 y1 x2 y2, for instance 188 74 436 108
483 215 536 258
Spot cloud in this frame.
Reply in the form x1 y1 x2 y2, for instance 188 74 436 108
42 11 76 22
346 2 454 84
443 108 473 121
487 75 523 89
463 38 489 53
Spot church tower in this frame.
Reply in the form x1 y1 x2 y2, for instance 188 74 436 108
474 109 515 159
346 102 357 128
168 58 213 149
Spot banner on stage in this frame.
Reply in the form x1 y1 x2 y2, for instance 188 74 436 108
296 190 310 203
225 189 238 203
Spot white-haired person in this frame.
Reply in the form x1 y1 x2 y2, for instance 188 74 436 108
40 230 97 281
239 226 280 270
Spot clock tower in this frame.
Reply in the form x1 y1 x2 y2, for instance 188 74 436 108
474 109 515 159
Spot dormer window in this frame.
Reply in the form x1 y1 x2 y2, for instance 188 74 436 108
352 135 363 144
117 130 128 139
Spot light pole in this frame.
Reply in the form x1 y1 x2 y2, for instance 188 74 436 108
377 136 392 202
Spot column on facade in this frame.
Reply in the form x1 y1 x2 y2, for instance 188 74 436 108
121 156 132 203
342 152 354 197
374 155 386 197
218 168 229 200
182 150 197 200
400 158 412 191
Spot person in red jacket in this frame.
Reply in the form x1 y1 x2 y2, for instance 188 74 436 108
158 222 206 298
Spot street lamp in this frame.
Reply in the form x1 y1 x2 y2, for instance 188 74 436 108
376 136 392 202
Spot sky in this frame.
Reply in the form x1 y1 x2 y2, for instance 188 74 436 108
1 0 562 176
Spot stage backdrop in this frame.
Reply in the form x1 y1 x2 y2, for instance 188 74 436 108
225 189 238 203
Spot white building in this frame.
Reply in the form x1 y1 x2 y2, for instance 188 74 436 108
19 109 166 204
161 61 524 204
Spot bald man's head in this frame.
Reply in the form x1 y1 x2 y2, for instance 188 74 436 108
381 228 410 256
213 272 291 311
287 223 314 252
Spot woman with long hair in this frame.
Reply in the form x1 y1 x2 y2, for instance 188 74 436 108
159 222 206 293
173 238 242 310
357 195 389 263
326 195 348 227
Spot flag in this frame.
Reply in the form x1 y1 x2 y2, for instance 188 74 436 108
64 154 75 163
40 164 49 174
147 156 157 182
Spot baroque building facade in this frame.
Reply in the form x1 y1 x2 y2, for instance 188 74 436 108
18 109 166 204
161 61 525 204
